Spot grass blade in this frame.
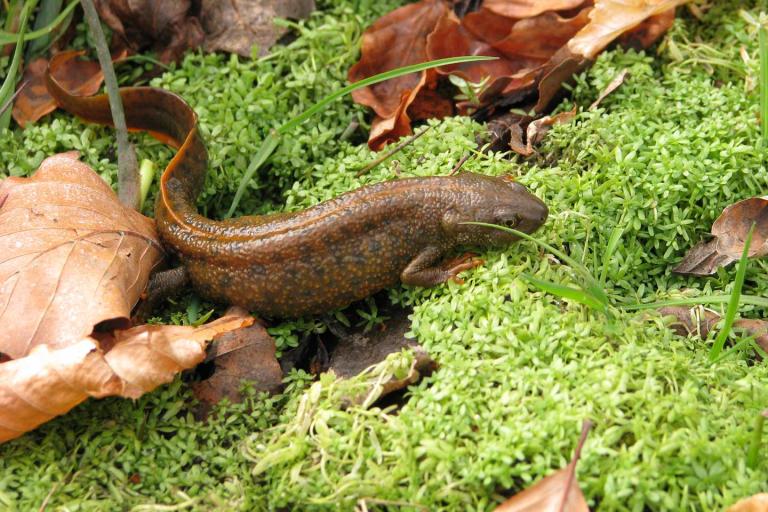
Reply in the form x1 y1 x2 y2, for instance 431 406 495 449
522 274 606 311
227 130 280 218
623 294 768 310
464 222 610 307
760 24 768 145
600 225 624 286
227 55 496 217
709 224 754 361
277 56 495 135
0 2 31 130
25 0 64 58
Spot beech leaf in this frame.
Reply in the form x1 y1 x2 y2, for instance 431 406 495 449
659 306 768 353
0 152 163 359
350 0 685 149
674 197 768 276
348 0 450 150
567 1 686 59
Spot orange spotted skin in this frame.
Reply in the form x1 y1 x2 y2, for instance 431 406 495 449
46 54 548 318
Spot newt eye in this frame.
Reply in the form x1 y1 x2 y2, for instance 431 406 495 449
503 215 519 228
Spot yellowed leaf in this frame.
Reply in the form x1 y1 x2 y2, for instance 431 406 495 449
568 0 689 59
0 152 164 359
728 494 768 512
0 309 253 443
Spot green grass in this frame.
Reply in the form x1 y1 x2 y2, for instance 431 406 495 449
2 1 768 510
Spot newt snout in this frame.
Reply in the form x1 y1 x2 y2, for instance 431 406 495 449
442 173 548 248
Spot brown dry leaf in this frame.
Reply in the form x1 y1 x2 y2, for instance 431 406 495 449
494 420 592 512
351 0 683 149
535 0 685 111
483 0 587 18
12 49 126 128
348 0 450 150
428 8 591 108
727 494 768 512
674 197 768 276
0 309 253 443
191 322 283 418
659 306 768 353
95 0 204 63
0 152 163 359
510 106 578 156
201 0 316 57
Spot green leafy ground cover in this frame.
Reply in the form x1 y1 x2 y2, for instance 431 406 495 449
2 1 768 510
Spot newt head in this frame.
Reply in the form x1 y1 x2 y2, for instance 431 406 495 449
442 172 548 247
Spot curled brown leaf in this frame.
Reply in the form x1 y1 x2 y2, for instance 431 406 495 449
348 0 450 149
674 197 768 276
0 309 253 443
95 0 204 63
12 49 126 128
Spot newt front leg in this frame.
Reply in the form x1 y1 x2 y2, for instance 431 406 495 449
401 247 484 287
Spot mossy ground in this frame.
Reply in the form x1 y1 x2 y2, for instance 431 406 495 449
2 2 768 510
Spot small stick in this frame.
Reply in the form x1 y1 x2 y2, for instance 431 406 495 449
450 152 471 175
80 0 139 209
356 125 432 177
339 119 359 141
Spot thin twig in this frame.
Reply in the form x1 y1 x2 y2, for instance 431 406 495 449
80 0 139 209
450 152 472 175
356 125 432 177
339 119 359 141
0 79 27 118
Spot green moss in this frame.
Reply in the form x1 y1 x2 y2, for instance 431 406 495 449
2 2 768 511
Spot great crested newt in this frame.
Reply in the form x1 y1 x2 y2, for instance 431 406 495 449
45 53 548 318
